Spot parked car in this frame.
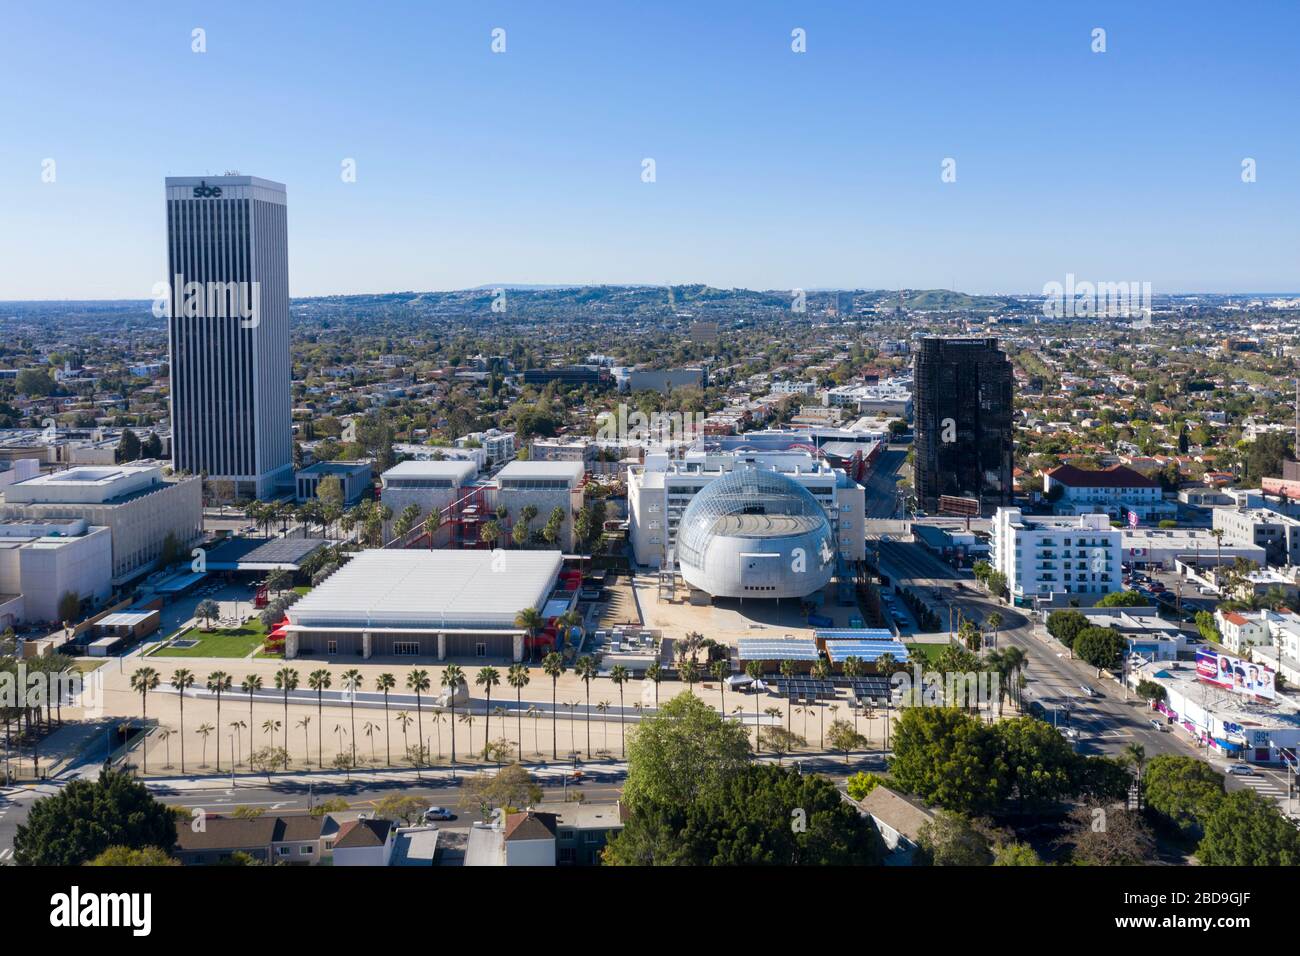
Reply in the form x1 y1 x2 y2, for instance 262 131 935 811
1079 684 1096 698
423 806 456 821
1227 764 1255 777
1149 719 1166 732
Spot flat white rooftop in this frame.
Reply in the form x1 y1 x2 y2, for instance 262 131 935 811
382 460 478 479
288 549 563 630
5 464 163 504
495 461 585 483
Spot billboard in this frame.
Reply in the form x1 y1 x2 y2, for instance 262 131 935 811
938 495 980 518
1196 648 1275 700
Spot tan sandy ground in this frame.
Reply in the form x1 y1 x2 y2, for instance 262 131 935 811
20 651 908 778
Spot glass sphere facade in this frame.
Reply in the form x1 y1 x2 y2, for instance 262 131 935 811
675 467 835 598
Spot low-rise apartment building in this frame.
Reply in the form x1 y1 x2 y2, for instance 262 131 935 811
992 508 1122 607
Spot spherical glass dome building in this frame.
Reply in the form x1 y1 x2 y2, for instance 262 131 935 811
675 466 836 599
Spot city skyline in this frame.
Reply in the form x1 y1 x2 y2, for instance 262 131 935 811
2 0 1299 299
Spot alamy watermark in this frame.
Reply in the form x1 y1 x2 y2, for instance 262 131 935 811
151 277 261 328
595 403 708 445
1041 273 1151 326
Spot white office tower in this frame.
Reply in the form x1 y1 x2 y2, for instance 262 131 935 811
164 175 292 499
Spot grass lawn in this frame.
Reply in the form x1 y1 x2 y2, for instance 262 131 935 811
153 620 269 658
904 642 948 665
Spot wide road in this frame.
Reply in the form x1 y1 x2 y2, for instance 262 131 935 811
878 537 1192 761
875 536 1298 814
863 446 908 519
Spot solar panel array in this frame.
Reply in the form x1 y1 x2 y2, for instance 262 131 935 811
845 676 894 701
825 640 907 663
775 677 838 701
737 639 821 662
814 628 897 642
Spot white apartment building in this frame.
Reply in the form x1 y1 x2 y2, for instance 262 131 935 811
991 508 1122 607
0 518 112 626
0 464 202 585
628 449 865 568
1212 506 1300 567
1214 608 1270 654
822 381 913 418
456 428 516 465
1043 464 1173 521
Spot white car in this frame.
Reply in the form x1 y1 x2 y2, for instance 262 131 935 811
1227 764 1255 777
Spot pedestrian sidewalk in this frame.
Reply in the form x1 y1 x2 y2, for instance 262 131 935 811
136 758 631 793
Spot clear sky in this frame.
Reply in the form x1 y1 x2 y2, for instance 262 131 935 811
1 0 1297 299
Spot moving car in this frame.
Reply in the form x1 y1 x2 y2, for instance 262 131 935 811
423 806 456 821
1149 719 1166 732
1227 764 1255 777
1079 684 1096 698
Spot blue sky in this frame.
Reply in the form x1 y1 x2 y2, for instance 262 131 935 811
1 0 1297 298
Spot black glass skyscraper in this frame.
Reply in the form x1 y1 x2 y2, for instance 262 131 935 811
165 176 292 500
913 337 1013 515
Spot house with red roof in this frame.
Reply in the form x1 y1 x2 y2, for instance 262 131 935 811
1043 464 1175 522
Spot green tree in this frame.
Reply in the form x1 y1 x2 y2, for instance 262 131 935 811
916 811 994 866
57 590 82 626
86 845 180 866
1095 590 1148 608
621 692 751 812
992 841 1043 866
542 652 565 759
1072 626 1123 672
14 770 175 866
1141 754 1225 837
1196 790 1300 865
606 763 883 866
128 666 160 774
889 707 1005 815
994 716 1081 814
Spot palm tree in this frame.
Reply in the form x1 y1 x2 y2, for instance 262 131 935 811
274 667 299 770
515 607 545 662
262 718 281 749
507 664 530 760
645 662 663 707
562 701 579 755
333 723 350 768
195 599 220 630
158 727 175 769
744 661 763 752
240 674 263 746
574 656 599 756
475 666 501 760
297 715 312 765
430 707 446 759
170 668 195 773
308 669 332 768
842 656 863 731
340 669 363 766
542 652 565 759
195 722 215 768
206 671 232 771
710 658 729 717
527 705 542 756
1124 742 1147 785
406 669 430 769
609 665 630 758
128 666 160 774
458 712 476 758
230 719 246 766
1210 527 1225 573
441 664 465 769
362 721 380 763
811 660 831 748
596 700 611 754
392 712 413 780
376 672 396 765
986 611 1003 648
